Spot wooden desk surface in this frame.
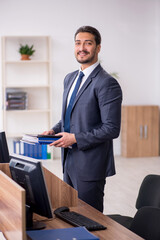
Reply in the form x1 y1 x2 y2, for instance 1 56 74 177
0 163 143 240
32 199 143 240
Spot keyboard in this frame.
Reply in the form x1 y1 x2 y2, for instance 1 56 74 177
54 206 107 231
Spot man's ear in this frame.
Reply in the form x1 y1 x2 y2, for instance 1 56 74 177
97 44 101 53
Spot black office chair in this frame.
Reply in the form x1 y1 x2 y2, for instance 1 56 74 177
130 206 160 240
108 174 160 229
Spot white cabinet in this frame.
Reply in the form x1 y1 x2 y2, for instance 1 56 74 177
2 36 52 137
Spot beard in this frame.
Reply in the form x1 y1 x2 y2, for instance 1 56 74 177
75 50 97 64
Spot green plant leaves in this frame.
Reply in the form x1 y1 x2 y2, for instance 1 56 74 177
19 44 35 56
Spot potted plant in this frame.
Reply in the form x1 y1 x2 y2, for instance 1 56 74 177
19 44 35 60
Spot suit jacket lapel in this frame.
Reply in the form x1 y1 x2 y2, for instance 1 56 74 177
62 64 102 120
72 64 102 109
62 71 78 119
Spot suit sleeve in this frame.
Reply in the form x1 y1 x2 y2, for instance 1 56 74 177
75 77 122 151
51 74 69 134
52 120 62 134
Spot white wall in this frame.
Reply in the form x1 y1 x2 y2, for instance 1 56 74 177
0 0 160 158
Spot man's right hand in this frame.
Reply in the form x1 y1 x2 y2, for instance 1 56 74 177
41 129 55 135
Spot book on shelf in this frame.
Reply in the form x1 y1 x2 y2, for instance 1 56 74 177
6 91 28 110
21 134 62 145
13 139 51 160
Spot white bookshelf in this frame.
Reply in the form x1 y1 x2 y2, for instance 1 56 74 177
2 36 52 138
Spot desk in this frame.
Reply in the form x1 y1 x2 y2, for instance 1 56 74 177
0 163 143 240
32 199 143 240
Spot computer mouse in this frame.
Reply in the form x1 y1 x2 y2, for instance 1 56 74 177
54 206 70 214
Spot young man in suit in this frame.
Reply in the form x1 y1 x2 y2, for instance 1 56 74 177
43 26 122 212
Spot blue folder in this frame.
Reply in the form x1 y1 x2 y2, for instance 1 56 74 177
21 134 62 145
27 226 99 240
37 135 61 144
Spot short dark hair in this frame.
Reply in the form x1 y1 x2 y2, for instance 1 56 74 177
74 26 101 45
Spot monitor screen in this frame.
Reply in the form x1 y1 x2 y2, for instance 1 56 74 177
9 155 53 230
0 131 10 163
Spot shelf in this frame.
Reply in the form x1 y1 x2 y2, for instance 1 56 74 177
3 35 50 38
7 133 40 138
4 60 50 64
2 36 50 62
2 35 52 139
5 109 51 113
5 85 50 88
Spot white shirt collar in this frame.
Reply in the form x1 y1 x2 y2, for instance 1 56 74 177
79 61 99 79
67 61 99 106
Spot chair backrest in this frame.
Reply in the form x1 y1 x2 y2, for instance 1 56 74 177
136 174 160 209
130 206 160 240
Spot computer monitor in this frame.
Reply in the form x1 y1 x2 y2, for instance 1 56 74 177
9 155 53 230
0 131 10 163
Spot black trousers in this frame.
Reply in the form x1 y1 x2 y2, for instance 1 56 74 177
63 149 106 212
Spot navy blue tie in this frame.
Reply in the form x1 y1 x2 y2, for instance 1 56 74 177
64 71 84 132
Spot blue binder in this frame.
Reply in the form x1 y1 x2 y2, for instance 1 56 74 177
27 227 99 240
21 134 62 145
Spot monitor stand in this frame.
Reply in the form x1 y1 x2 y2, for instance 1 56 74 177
26 205 46 230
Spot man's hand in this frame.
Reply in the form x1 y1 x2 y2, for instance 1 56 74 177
41 129 55 135
50 132 77 148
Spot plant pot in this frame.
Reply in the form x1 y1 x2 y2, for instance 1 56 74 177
21 54 31 60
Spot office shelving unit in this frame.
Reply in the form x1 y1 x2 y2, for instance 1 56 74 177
2 36 52 138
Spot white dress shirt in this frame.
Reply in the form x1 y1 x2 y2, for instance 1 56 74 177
67 61 99 106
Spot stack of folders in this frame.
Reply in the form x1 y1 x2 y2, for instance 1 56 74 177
27 227 99 240
13 140 51 159
6 91 27 110
21 134 62 145
13 134 62 160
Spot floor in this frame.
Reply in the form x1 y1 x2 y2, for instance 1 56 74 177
42 156 160 217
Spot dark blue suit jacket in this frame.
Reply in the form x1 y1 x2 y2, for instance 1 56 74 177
53 64 122 181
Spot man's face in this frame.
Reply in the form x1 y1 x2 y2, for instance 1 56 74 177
74 32 101 69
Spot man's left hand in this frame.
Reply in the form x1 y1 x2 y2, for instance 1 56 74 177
50 132 76 148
